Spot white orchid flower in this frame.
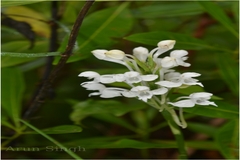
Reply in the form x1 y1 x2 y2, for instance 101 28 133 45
124 71 158 84
92 49 125 60
91 49 134 70
79 40 218 128
152 40 176 59
168 92 217 107
161 50 190 68
122 86 168 102
79 71 158 84
156 72 203 88
79 71 116 84
81 81 126 98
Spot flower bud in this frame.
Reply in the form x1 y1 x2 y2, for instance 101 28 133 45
133 47 149 62
105 50 125 60
91 49 108 60
158 40 176 50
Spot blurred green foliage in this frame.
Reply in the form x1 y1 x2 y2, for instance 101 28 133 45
1 1 238 159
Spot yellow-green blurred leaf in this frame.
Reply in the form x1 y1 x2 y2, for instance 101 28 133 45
3 6 50 38
1 0 48 7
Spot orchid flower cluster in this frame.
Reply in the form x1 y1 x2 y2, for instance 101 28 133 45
79 40 217 128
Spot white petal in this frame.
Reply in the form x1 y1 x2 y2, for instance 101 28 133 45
114 74 125 82
209 101 217 107
133 47 149 62
156 81 182 88
138 91 152 102
89 92 101 97
165 72 181 80
161 57 176 68
154 58 162 66
124 71 140 77
122 91 137 98
91 49 107 60
78 71 100 79
181 72 201 78
190 92 213 99
170 50 188 58
151 87 168 95
81 82 105 91
195 100 217 106
182 56 188 61
138 96 149 102
105 50 125 60
141 75 158 81
99 75 116 84
176 60 191 67
185 81 203 87
100 89 122 98
168 100 195 108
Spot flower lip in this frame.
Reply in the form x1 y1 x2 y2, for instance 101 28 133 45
131 86 150 92
124 71 141 83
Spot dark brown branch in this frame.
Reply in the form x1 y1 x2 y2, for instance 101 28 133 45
23 0 95 119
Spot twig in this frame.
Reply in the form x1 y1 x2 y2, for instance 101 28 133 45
23 0 95 119
27 2 59 110
24 1 59 119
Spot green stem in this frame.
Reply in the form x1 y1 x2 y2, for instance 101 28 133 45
1 133 21 148
161 110 188 159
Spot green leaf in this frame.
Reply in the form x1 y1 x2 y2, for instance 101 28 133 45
216 52 239 96
131 110 149 130
24 125 82 134
198 1 238 38
1 115 16 131
1 52 61 57
187 122 217 137
54 2 133 64
91 114 137 132
1 68 25 128
125 31 229 52
232 2 239 24
70 99 145 124
20 120 82 160
1 0 48 7
183 101 238 119
186 141 217 150
66 138 177 149
132 2 204 18
215 120 239 159
65 136 217 150
1 41 49 67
